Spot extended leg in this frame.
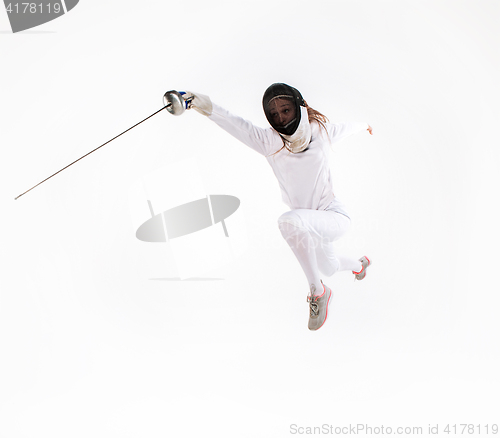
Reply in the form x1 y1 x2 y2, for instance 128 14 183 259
278 219 323 295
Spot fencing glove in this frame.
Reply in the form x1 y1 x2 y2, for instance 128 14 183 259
183 91 213 116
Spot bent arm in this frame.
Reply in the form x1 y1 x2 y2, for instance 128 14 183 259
208 103 281 156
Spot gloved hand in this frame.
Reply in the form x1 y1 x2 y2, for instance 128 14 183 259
181 91 213 116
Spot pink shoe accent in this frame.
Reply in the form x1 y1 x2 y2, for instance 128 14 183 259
314 282 326 298
317 287 332 330
353 256 370 274
353 265 364 275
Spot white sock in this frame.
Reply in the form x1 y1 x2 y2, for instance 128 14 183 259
337 255 362 273
310 282 325 297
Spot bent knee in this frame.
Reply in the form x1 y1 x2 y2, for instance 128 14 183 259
277 211 304 229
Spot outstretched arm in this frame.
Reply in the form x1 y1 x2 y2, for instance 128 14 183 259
327 121 372 143
186 91 281 156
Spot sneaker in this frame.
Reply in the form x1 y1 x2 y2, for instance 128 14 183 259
307 281 332 331
353 256 371 281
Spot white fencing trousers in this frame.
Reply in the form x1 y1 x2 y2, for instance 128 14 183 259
278 208 362 290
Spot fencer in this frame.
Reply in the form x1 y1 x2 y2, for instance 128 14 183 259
184 84 372 330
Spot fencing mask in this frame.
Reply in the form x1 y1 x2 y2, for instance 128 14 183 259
262 83 311 153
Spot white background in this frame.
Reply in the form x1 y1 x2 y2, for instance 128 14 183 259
1 1 499 437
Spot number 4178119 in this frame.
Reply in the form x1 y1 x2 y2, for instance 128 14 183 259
444 424 498 434
5 3 62 14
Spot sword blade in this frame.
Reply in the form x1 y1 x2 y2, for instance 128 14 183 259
15 105 169 200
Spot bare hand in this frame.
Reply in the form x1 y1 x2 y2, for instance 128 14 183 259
367 125 373 135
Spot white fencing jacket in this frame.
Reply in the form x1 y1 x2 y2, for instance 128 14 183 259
208 103 368 214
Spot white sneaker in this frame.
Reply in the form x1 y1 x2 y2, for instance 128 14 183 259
353 256 371 281
307 281 332 331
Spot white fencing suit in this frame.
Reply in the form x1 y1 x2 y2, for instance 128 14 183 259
205 100 368 292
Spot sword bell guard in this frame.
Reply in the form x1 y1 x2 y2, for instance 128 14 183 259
163 90 186 116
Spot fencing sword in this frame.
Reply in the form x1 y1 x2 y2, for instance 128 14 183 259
14 90 192 200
